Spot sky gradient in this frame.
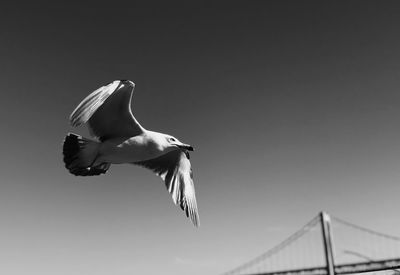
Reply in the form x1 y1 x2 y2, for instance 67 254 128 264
0 2 400 275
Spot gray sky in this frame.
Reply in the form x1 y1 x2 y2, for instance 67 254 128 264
0 2 399 275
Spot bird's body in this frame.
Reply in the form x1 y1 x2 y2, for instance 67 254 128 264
96 131 176 164
62 80 199 227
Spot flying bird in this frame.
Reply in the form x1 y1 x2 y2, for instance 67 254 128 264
62 80 199 227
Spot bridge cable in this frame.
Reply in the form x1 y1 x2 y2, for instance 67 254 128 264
332 216 400 241
223 214 321 275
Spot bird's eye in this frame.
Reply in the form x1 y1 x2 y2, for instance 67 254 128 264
169 137 176 142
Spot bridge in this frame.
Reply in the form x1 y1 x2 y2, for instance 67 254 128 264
223 212 400 275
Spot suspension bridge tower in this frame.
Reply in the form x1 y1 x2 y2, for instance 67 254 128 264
320 211 335 275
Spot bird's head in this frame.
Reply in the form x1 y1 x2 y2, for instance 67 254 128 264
164 135 194 152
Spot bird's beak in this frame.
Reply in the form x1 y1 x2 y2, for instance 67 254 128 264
177 143 194 151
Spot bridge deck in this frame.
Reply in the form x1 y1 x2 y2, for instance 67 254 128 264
250 258 400 275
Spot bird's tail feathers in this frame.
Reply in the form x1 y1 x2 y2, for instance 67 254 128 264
63 133 110 176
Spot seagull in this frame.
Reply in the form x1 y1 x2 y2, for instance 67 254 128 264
62 80 199 227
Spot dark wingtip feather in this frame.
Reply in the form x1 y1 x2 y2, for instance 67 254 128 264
62 133 110 176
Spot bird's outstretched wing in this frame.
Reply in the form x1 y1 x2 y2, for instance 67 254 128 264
69 80 144 141
134 150 200 227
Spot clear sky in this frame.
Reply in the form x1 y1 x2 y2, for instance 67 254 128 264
0 2 399 275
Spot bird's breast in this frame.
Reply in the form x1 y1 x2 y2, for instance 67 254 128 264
97 136 163 164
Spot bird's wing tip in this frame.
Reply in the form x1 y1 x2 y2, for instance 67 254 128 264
192 217 200 227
